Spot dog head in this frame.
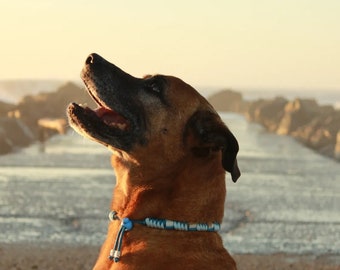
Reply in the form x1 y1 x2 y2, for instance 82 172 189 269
67 53 240 182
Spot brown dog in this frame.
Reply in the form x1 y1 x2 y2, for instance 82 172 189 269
67 53 240 270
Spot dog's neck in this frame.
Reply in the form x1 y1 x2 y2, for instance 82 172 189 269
110 153 227 224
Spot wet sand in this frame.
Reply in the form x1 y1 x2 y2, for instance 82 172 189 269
0 243 339 270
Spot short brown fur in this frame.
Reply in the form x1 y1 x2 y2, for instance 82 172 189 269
67 54 240 270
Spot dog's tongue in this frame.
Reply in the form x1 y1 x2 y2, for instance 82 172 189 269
94 107 128 129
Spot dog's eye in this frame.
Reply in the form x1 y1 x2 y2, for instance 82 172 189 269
150 83 160 93
143 76 168 105
145 82 161 94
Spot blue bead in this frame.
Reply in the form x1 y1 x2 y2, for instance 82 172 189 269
122 218 133 230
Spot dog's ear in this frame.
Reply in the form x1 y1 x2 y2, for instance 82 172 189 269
185 110 240 182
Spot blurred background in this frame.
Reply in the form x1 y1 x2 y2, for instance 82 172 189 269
0 1 339 269
1 0 340 88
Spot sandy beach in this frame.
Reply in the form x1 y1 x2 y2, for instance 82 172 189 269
1 243 339 270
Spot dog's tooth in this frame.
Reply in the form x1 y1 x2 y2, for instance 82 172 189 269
106 121 126 130
79 103 88 108
116 123 127 130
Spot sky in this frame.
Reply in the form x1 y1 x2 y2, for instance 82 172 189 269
1 0 340 90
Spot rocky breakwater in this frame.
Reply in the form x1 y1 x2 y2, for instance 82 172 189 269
0 82 95 155
209 90 340 161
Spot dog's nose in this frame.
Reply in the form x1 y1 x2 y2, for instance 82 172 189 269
86 54 95 65
85 53 107 66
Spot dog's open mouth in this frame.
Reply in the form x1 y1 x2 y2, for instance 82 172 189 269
94 106 129 130
68 92 131 131
67 97 132 149
67 53 148 151
81 82 131 131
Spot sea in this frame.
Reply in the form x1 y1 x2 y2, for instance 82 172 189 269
0 83 340 256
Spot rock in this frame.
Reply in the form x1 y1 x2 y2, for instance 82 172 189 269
0 117 35 154
208 90 247 113
246 97 288 132
0 101 15 117
207 89 340 161
0 132 12 154
38 118 67 135
0 82 95 155
291 109 340 157
335 131 340 160
12 82 95 130
276 99 320 135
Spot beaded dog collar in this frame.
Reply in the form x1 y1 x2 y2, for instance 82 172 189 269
108 210 221 263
